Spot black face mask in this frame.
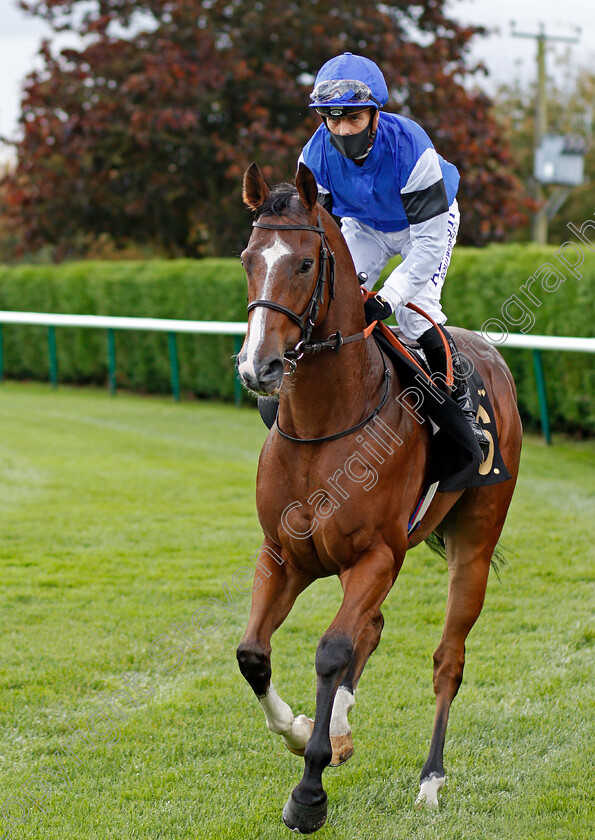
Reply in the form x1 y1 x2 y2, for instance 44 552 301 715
328 115 375 161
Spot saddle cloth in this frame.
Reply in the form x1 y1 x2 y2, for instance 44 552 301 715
374 327 511 493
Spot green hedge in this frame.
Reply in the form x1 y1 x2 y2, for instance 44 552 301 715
0 260 248 401
431 244 594 435
0 244 593 432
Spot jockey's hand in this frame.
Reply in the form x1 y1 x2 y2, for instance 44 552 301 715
364 294 393 325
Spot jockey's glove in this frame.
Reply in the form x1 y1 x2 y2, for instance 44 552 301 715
364 294 393 325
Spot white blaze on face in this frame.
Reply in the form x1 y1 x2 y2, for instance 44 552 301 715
239 234 293 380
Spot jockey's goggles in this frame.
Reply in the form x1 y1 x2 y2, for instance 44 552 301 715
309 79 382 113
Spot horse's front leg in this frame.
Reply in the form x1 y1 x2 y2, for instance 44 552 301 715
283 545 397 834
236 538 313 754
328 607 385 766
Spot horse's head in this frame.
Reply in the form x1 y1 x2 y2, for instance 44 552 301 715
237 163 337 396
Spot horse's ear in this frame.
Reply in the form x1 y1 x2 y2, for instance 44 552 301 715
243 163 271 211
295 163 318 211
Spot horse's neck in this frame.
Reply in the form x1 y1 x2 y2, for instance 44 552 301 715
278 279 385 440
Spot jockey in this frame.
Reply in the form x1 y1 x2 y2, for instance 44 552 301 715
299 52 489 456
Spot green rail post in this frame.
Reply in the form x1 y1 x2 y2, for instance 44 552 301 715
532 348 551 445
0 324 3 382
107 329 117 396
48 326 58 389
233 335 243 407
167 331 180 402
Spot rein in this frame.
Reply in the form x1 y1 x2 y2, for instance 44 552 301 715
245 215 453 443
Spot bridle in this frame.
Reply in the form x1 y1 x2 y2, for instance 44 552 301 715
247 213 336 367
245 212 391 444
247 213 378 371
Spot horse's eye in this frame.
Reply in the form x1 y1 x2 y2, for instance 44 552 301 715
299 259 314 273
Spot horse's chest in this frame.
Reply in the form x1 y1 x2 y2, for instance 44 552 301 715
257 449 389 566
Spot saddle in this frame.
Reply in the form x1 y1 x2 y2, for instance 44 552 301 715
373 325 511 492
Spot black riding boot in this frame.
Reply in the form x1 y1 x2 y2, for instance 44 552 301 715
417 325 490 459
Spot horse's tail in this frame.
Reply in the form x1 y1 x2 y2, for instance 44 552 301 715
424 532 508 579
424 532 447 561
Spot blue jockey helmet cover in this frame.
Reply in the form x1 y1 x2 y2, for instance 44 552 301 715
309 52 389 112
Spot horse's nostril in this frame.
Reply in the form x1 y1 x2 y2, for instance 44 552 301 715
259 359 284 384
239 356 284 395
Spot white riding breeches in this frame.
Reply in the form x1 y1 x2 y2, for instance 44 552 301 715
341 200 460 340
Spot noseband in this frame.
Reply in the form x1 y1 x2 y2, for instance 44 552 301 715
247 213 336 362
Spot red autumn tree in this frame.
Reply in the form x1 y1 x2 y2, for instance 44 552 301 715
3 0 531 259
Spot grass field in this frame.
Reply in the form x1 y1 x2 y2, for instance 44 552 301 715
0 382 593 840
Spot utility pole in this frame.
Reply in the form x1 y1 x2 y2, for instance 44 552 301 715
511 23 580 244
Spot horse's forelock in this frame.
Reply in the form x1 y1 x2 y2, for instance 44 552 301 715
254 183 305 221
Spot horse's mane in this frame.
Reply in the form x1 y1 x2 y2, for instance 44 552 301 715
254 183 304 221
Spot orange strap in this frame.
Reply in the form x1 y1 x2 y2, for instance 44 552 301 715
362 288 454 390
406 301 454 390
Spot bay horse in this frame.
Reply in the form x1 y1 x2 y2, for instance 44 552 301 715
236 162 522 834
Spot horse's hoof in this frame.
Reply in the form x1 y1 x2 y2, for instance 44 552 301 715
284 717 314 757
282 793 327 834
330 732 354 766
415 774 445 809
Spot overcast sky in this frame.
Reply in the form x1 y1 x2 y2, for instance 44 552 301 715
1 0 594 162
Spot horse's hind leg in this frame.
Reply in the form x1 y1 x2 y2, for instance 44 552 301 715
329 609 385 766
417 484 514 808
416 547 490 807
236 539 314 754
